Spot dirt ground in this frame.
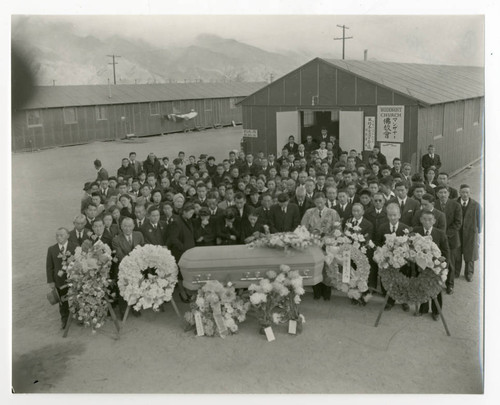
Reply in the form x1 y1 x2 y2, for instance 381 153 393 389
10 127 484 394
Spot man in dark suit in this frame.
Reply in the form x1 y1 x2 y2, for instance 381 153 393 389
46 228 78 329
143 153 162 177
421 144 442 174
413 210 450 320
90 218 113 248
240 208 267 244
269 193 300 233
68 214 91 246
344 203 374 242
84 203 98 231
112 217 145 263
455 184 481 282
283 135 299 155
233 192 252 236
412 193 447 230
94 159 109 183
394 181 420 227
117 157 136 181
435 185 462 294
255 193 273 227
140 206 167 246
315 127 330 146
375 203 411 311
365 193 388 290
291 186 315 220
134 204 148 230
206 192 225 219
129 152 142 176
335 189 353 227
303 135 318 155
436 172 459 200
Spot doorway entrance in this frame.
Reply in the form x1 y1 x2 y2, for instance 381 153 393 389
299 110 339 143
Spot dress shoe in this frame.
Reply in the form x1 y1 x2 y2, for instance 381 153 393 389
414 312 423 317
446 287 454 295
402 303 410 312
61 317 68 330
323 295 331 301
313 295 321 300
131 309 142 317
465 274 473 282
384 303 394 311
432 313 440 321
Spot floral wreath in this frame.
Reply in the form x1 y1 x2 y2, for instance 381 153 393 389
184 280 250 337
118 244 178 311
64 240 115 332
323 243 371 301
373 232 448 305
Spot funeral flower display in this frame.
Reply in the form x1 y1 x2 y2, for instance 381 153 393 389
184 281 250 337
373 232 448 305
64 240 115 332
248 264 306 332
323 226 373 304
118 244 178 311
248 225 322 251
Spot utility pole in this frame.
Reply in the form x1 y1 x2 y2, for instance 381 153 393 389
107 54 121 85
334 25 353 60
269 73 274 83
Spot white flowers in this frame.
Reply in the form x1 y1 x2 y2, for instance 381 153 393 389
118 245 178 311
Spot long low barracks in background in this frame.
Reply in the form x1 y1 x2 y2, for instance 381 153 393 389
238 58 484 175
11 81 267 152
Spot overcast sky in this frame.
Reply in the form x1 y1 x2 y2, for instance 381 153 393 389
19 14 484 66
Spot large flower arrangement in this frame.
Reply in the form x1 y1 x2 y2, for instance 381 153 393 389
184 281 250 337
248 225 322 251
373 232 448 304
248 265 306 332
64 240 115 332
118 244 178 311
323 226 373 304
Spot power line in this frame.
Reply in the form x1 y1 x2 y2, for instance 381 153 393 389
107 54 121 85
334 25 353 60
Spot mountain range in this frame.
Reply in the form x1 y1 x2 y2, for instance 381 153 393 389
12 17 314 85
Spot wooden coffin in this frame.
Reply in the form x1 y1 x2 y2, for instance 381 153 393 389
178 245 325 289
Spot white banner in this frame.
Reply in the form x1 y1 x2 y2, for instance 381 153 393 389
364 116 376 150
342 250 351 284
377 106 405 143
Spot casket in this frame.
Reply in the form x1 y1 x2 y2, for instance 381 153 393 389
178 245 325 289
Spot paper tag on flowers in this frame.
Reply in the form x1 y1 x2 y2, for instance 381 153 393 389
212 303 228 337
194 312 205 336
264 326 276 342
342 250 351 283
288 320 297 335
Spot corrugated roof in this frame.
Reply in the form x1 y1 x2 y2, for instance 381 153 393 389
23 82 268 109
323 59 484 105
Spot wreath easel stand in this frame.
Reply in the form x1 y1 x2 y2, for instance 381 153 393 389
121 298 182 325
63 300 121 338
373 263 451 336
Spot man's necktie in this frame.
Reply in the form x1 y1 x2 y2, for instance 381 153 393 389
425 230 430 236
352 220 357 227
391 225 396 234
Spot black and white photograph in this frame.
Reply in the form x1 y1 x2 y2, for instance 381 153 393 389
5 0 498 401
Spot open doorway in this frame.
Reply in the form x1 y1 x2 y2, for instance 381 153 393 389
299 110 339 143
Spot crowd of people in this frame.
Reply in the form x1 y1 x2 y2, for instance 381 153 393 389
46 130 481 329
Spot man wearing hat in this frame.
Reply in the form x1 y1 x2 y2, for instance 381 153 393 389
269 192 300 233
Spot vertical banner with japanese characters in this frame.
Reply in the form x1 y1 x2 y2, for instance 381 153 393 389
364 116 376 151
377 106 405 143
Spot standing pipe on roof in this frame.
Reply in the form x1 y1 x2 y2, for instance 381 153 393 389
108 78 112 99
